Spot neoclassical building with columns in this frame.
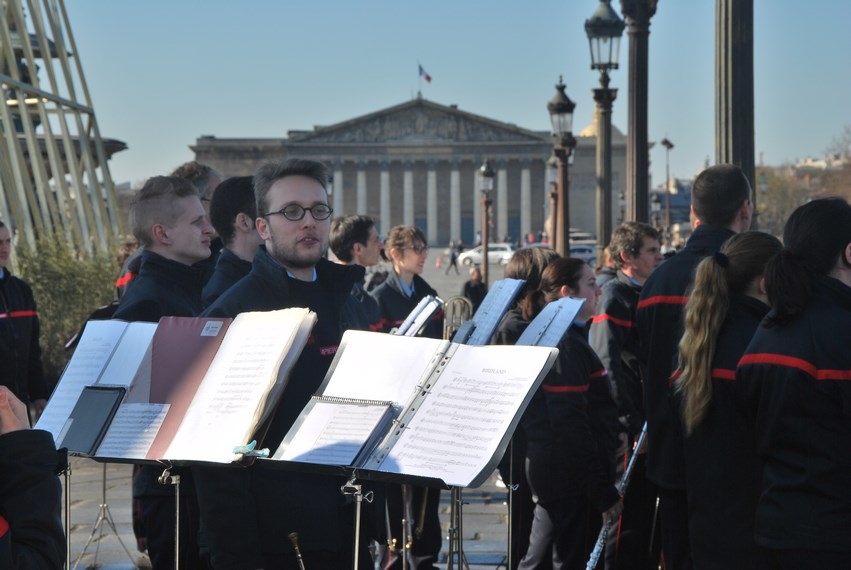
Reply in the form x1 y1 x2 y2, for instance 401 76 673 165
191 96 626 246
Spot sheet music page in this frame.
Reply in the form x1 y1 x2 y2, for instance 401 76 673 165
321 331 445 405
164 308 312 463
274 399 392 465
36 320 129 441
100 321 158 394
95 403 169 460
378 344 556 487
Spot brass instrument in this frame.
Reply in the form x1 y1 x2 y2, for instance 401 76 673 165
288 532 306 570
443 296 473 340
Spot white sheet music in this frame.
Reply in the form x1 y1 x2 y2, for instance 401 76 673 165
379 344 554 487
96 403 169 459
275 400 391 464
321 331 445 405
164 309 312 463
36 320 131 442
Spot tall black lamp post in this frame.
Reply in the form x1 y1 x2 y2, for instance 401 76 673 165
479 159 494 286
651 192 661 229
660 137 674 232
546 154 558 246
586 0 625 260
547 77 577 257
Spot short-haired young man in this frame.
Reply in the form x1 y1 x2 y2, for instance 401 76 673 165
194 158 372 569
330 214 383 328
590 221 662 568
202 176 263 307
114 175 215 570
636 164 753 569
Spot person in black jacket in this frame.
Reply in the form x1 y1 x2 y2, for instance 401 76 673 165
370 224 444 570
636 164 753 570
193 158 373 570
461 266 488 313
330 214 384 329
113 175 215 570
518 257 621 570
738 198 851 570
673 232 781 570
0 385 65 569
202 176 263 307
493 246 559 570
589 221 662 570
0 222 49 418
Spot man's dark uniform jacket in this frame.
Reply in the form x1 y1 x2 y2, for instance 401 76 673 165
0 269 48 404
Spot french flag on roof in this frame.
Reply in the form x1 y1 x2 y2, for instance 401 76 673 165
418 64 432 83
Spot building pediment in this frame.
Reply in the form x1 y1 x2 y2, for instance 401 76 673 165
287 98 547 145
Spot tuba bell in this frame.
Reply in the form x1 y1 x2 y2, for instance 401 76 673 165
443 296 473 340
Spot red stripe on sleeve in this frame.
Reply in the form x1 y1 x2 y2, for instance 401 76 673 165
591 313 635 328
637 295 689 310
543 383 590 393
738 353 851 381
0 310 38 319
711 368 736 380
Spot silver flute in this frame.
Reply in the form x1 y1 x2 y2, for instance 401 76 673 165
586 422 648 570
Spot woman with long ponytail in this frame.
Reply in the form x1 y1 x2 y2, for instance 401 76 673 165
738 198 851 569
674 231 781 569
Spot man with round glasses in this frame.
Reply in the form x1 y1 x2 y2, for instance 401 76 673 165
194 158 373 569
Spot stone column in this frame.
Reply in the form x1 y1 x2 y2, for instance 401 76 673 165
380 161 391 233
426 161 438 243
497 161 508 242
403 162 414 226
450 161 461 241
356 163 367 215
520 163 531 241
333 164 344 213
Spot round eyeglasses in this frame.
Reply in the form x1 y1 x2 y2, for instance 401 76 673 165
262 204 333 221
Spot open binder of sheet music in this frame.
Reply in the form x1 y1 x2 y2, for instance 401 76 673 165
37 308 317 464
274 330 559 488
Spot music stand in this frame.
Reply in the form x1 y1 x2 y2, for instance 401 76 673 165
72 462 136 570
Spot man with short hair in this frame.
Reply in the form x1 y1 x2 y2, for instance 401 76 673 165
0 221 48 417
590 221 662 569
636 164 753 569
194 158 372 569
114 175 215 570
202 176 263 306
330 214 383 328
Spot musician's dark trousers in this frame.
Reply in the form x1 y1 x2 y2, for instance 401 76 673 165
601 450 661 570
658 487 692 570
518 495 588 570
498 446 535 569
385 483 442 570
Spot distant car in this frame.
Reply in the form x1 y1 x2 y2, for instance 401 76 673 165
569 244 597 265
458 243 517 266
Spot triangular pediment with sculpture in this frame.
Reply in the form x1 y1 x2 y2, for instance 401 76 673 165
287 98 547 145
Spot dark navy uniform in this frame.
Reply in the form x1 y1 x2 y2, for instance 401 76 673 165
201 247 252 307
738 276 851 568
0 268 47 405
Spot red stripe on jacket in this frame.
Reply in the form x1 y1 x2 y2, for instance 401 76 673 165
0 310 37 319
637 295 689 310
738 353 851 381
591 313 635 328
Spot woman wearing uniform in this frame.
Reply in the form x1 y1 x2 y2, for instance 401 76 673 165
370 224 443 570
738 198 851 569
674 231 782 569
517 257 621 570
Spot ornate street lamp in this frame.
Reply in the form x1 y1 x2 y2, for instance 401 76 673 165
547 77 577 256
479 159 495 286
586 0 625 259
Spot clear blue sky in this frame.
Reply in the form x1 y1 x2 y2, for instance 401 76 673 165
64 1 851 188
